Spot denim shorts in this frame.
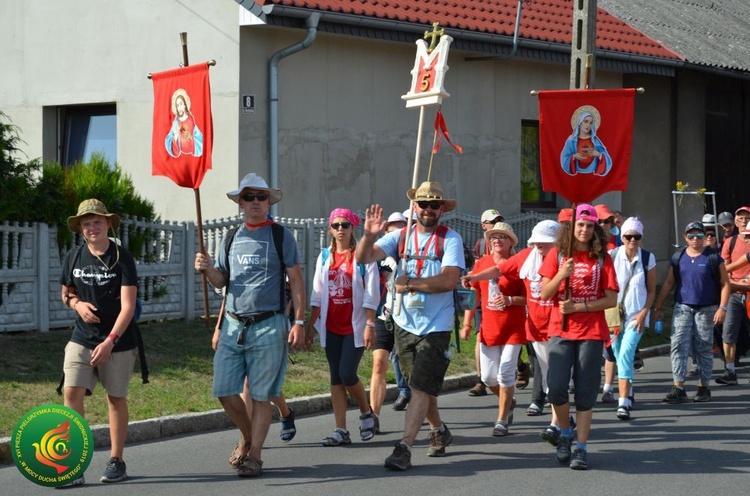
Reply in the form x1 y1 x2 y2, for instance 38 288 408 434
212 313 288 401
394 325 452 397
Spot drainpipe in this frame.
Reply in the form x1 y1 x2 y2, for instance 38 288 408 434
269 13 320 216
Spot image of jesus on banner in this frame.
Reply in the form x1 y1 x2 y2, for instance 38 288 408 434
165 88 204 158
560 105 612 176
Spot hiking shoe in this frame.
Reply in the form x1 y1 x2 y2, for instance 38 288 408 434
556 435 573 464
526 401 544 416
322 428 351 446
541 426 560 446
694 386 711 402
360 409 378 441
393 394 410 411
662 386 688 404
56 475 85 488
279 408 297 443
384 442 412 471
100 457 127 483
570 448 589 470
715 371 738 386
468 383 487 396
600 390 615 404
427 424 453 457
616 406 631 420
237 454 263 478
492 420 509 437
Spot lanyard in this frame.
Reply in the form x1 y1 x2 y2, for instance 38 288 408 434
411 228 438 278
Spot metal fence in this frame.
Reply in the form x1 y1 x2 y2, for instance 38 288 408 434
0 210 553 332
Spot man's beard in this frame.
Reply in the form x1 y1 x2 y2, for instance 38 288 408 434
418 212 439 228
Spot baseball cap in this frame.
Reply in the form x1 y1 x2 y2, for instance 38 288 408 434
575 204 598 223
684 221 705 233
386 212 407 225
735 206 750 216
481 209 504 224
717 211 734 225
594 204 614 221
557 208 573 223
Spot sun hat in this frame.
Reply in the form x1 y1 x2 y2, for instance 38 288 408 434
484 222 518 246
527 220 560 244
481 209 504 224
406 181 456 212
67 199 120 232
701 213 716 226
226 173 282 204
684 221 705 233
329 208 360 228
402 208 418 221
717 211 734 226
386 212 408 226
575 204 598 223
620 217 644 239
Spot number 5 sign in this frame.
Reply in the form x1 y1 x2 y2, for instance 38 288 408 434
402 23 453 108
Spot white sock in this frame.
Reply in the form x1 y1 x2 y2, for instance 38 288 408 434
726 364 736 373
603 384 613 393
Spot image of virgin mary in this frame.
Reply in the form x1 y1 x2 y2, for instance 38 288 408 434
560 105 612 176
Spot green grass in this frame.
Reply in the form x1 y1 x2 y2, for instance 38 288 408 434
1 289 677 439
0 319 478 438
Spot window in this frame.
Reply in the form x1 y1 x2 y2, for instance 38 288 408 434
56 104 117 167
520 120 555 209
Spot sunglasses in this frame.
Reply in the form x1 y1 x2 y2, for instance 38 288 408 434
330 222 352 230
623 234 642 241
417 201 443 210
240 193 268 202
489 234 510 241
686 233 705 240
598 219 611 225
705 232 716 238
483 217 504 225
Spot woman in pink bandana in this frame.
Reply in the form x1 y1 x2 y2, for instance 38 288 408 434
307 208 381 446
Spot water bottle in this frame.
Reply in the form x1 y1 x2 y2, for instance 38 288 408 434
487 279 505 311
654 319 664 335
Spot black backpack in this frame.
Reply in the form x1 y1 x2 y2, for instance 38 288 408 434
670 246 721 296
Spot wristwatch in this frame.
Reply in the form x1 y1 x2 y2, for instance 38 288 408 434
293 319 305 326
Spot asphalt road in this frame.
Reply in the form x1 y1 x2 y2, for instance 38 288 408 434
2 354 750 495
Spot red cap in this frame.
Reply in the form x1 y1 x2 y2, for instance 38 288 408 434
735 206 750 216
557 208 573 223
595 204 614 221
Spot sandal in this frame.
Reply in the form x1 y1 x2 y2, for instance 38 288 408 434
359 409 379 441
237 454 263 478
468 383 487 397
228 440 251 469
516 362 530 389
279 408 297 443
322 428 351 446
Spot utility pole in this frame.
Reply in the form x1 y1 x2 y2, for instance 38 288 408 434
570 0 597 90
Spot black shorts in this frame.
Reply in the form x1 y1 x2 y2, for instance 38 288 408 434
373 318 395 352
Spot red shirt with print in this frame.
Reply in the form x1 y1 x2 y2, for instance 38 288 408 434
326 250 354 335
469 256 526 346
538 247 618 341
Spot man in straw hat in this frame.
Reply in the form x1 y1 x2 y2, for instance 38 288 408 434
356 180 465 471
60 199 138 485
195 173 306 478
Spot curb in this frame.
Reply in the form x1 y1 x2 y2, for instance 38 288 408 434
0 346 670 465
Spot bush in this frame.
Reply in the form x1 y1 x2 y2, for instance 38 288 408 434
0 111 43 221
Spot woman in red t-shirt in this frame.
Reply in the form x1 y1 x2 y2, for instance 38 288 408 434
308 208 380 446
539 204 618 470
461 222 526 437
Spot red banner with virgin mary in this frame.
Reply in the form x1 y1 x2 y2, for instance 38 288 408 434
538 89 635 203
151 63 213 189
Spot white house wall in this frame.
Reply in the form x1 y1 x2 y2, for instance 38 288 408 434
0 0 241 222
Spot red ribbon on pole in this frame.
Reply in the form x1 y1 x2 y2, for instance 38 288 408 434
432 109 462 155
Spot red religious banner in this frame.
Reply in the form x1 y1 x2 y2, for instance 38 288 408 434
538 89 635 203
151 63 213 189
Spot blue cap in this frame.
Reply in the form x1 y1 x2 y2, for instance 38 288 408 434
684 221 705 233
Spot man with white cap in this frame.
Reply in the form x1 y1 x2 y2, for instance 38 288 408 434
195 173 306 477
357 181 465 471
474 209 504 259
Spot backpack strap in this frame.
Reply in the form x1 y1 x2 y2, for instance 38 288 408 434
321 247 365 284
271 223 286 312
671 246 687 291
729 234 738 255
641 249 651 275
396 224 449 264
